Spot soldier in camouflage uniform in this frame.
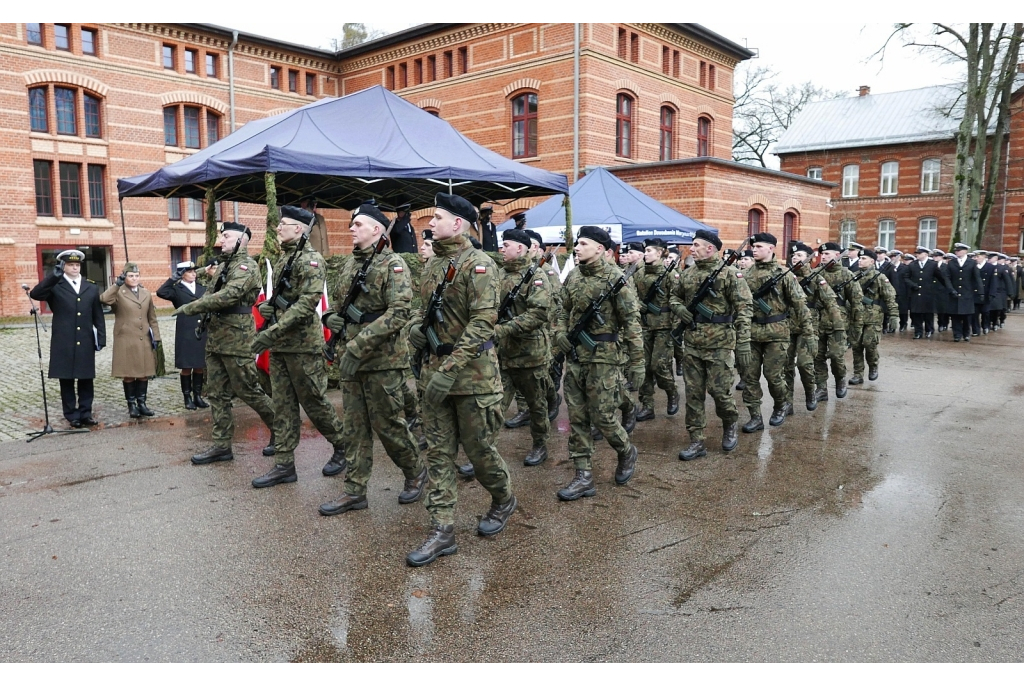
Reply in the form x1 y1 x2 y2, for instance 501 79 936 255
666 248 686 377
740 233 812 431
670 229 752 461
404 193 517 567
635 238 680 421
734 249 755 392
250 206 347 488
848 249 898 386
815 242 864 402
787 242 842 411
318 204 427 516
554 226 644 501
528 230 563 422
176 222 276 465
494 229 553 466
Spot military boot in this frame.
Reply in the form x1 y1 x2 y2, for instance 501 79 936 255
805 386 818 411
742 408 764 433
590 425 604 441
524 443 548 466
180 375 196 411
252 463 297 488
318 493 368 516
722 423 739 452
405 415 421 433
504 409 531 429
134 380 155 417
635 406 655 422
191 445 233 465
263 433 276 457
835 377 848 398
547 393 561 421
406 523 457 567
868 366 879 381
123 381 140 419
398 467 428 504
322 446 347 477
457 462 475 479
679 440 707 461
191 373 209 408
667 391 680 416
622 405 637 434
848 375 864 385
557 469 596 501
769 402 791 427
478 495 517 536
814 386 829 403
614 444 638 485
735 379 746 391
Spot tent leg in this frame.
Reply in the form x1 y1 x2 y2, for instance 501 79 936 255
119 199 129 263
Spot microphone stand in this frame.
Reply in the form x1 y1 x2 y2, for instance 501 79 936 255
24 284 87 442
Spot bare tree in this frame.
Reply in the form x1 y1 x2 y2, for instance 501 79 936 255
328 23 384 51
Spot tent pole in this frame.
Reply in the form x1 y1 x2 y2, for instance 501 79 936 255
118 198 129 263
563 194 573 260
573 23 580 183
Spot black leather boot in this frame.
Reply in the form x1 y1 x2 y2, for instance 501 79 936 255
557 469 596 501
679 440 707 461
318 493 368 516
547 393 561 421
848 375 864 385
667 391 680 416
263 432 276 457
181 375 196 410
635 407 655 422
614 444 638 485
457 462 475 479
398 467 428 504
524 444 548 466
742 408 764 433
735 379 746 391
252 463 297 488
814 386 828 403
622 405 637 434
590 425 604 441
868 366 878 381
123 381 140 419
135 380 155 417
191 373 209 408
504 409 530 429
805 386 818 411
722 422 739 451
769 402 791 427
191 445 233 465
478 495 517 536
835 378 848 398
322 445 347 477
406 524 457 567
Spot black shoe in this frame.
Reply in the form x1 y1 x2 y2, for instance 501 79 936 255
398 467 428 504
524 444 548 466
547 393 561 421
786 403 795 416
322 446 347 477
182 393 196 411
769 403 790 427
848 375 864 385
452 461 474 480
558 469 596 500
252 463 297 488
127 399 140 419
679 440 707 461
478 495 517 536
899 324 907 332
722 423 739 452
591 425 604 441
913 332 922 339
405 415 421 433
263 433 276 457
135 380 155 417
667 393 680 416
504 410 530 429
614 444 638 485
635 407 655 422
963 336 971 342
181 375 196 410
868 367 878 381
418 433 428 451
806 392 818 411
814 387 828 403
192 445 233 465
925 331 933 338
735 380 746 391
191 374 209 408
622 405 637 434
79 417 98 426
123 381 140 419
318 493 368 516
939 325 948 332
982 328 988 335
406 524 457 567
742 411 764 433
675 359 684 377
69 419 83 428
835 379 848 399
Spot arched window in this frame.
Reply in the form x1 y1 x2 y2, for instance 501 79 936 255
783 211 798 246
697 116 712 157
164 103 222 150
616 93 634 158
747 207 764 236
423 107 440 118
511 92 537 158
659 105 675 161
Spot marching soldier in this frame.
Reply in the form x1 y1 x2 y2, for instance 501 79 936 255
848 249 898 384
934 249 953 332
250 206 347 488
992 254 1014 329
526 229 563 421
946 243 982 342
667 246 686 377
900 246 953 339
634 238 680 422
788 242 842 411
405 193 517 567
554 225 643 500
815 242 863 401
319 203 427 516
157 261 209 410
733 248 755 392
175 223 276 464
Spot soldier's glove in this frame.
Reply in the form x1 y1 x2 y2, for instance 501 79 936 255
408 324 427 350
115 273 126 287
627 365 646 391
322 312 345 334
734 341 752 370
830 329 846 348
337 350 361 379
173 304 191 317
884 319 896 334
675 306 694 326
52 261 65 278
848 328 862 346
493 323 511 343
554 333 573 355
258 301 276 320
250 331 273 355
423 369 457 405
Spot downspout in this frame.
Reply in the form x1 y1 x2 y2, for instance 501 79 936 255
229 30 239 221
573 23 580 183
1000 135 1010 252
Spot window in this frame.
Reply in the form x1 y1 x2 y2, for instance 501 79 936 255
206 112 220 145
880 161 898 196
306 73 315 95
630 33 639 63
672 50 680 78
427 55 436 82
270 66 281 89
385 66 395 90
84 94 101 138
185 49 197 74
878 219 896 251
81 28 96 55
747 208 763 236
33 160 53 216
288 70 298 93
458 47 468 75
783 212 797 245
163 45 175 70
659 106 674 161
87 165 105 217
708 65 716 91
206 53 218 78
27 23 42 46
839 220 857 248
842 164 859 197
807 167 822 180
398 63 407 89
511 93 538 159
54 24 70 51
424 108 440 118
700 61 707 88
414 59 423 86
29 87 48 132
616 94 634 158
163 107 178 146
918 218 938 250
921 158 940 193
167 198 181 221
186 198 204 222
618 28 627 59
662 46 671 75
59 162 81 217
697 116 711 157
183 106 201 148
54 87 76 135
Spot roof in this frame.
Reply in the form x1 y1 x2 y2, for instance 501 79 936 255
606 156 836 188
775 85 968 154
180 24 338 59
666 24 755 61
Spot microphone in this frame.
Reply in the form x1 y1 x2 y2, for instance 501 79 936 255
22 284 29 291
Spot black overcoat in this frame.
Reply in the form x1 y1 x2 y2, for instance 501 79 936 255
390 214 418 254
900 258 951 314
945 257 982 315
29 273 106 379
156 278 208 368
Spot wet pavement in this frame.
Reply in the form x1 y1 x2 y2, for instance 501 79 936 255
2 319 1024 662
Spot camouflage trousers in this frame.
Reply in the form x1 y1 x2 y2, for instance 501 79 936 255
402 368 419 419
814 328 847 388
850 323 882 376
205 352 275 448
342 368 424 497
683 347 738 442
674 336 685 371
501 365 551 446
270 352 345 466
515 356 559 414
423 389 512 526
564 361 632 470
640 328 678 410
741 340 790 412
785 332 818 404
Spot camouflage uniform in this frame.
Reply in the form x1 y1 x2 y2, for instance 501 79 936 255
262 240 345 466
788 263 842 405
537 256 564 407
408 233 512 527
175 247 274 447
670 255 752 442
332 244 423 497
851 267 898 378
556 258 644 471
816 262 863 389
636 262 680 411
742 258 812 415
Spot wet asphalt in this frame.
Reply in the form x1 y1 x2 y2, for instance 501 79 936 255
2 321 1024 662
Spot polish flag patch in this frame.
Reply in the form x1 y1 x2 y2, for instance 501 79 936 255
239 264 248 271
393 265 404 273
736 272 743 278
534 279 544 286
310 261 319 267
475 265 487 274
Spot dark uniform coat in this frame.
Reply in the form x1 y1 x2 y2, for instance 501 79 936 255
30 273 106 379
100 284 161 378
945 257 982 315
978 262 995 311
479 219 499 253
989 263 1012 311
156 278 208 368
390 213 418 254
900 258 952 314
888 262 910 307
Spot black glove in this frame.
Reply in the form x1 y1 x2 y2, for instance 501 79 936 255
115 273 126 287
174 266 187 280
52 261 65 278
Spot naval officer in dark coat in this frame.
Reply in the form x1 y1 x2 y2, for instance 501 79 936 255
157 261 209 410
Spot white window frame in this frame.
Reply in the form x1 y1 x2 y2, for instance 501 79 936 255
918 217 938 250
839 219 857 248
880 161 899 196
921 159 940 193
807 167 822 181
842 164 859 198
878 219 896 251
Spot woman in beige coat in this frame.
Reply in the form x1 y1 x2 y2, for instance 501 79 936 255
100 262 161 418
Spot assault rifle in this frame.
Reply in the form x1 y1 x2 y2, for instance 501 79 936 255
554 262 639 364
194 237 242 340
750 263 797 316
670 239 748 346
322 217 397 363
412 257 459 374
258 214 316 332
830 266 869 307
497 251 554 323
797 262 828 294
641 257 678 320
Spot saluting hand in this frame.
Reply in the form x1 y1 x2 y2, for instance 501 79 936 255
52 261 65 278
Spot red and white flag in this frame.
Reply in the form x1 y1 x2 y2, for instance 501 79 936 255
252 259 273 374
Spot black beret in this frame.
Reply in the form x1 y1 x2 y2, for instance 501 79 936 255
861 248 877 260
621 242 644 253
353 202 389 229
820 242 842 252
750 232 777 246
791 242 813 255
643 238 668 250
468 236 482 249
668 245 680 254
511 212 527 225
422 230 433 241
435 193 478 223
524 229 544 248
740 249 754 258
693 228 721 250
502 229 533 250
578 225 613 250
220 221 252 238
280 205 315 224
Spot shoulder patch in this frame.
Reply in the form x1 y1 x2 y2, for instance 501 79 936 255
239 264 248 271
546 269 556 276
819 279 827 286
474 265 488 274
736 272 743 278
673 273 680 278
534 279 544 287
393 265 404 273
310 261 319 267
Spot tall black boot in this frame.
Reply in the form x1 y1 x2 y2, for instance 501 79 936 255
192 372 209 408
123 381 140 419
135 379 155 417
181 374 196 410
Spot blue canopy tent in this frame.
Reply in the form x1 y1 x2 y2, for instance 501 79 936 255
495 167 717 245
117 85 568 210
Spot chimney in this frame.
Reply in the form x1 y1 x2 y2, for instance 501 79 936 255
859 85 871 97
